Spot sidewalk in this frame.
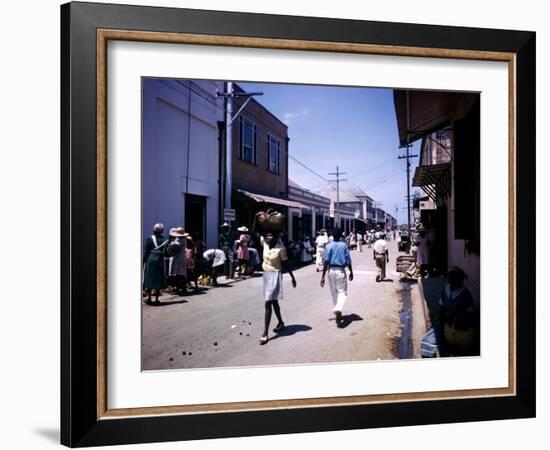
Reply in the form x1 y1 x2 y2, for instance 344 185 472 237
418 276 446 328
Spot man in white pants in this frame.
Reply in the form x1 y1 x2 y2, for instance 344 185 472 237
315 228 329 272
320 228 354 327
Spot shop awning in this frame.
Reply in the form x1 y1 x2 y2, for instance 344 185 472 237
236 189 308 209
412 163 451 201
393 90 478 146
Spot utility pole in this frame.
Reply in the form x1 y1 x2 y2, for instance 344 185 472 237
328 166 347 228
398 144 418 252
217 84 263 214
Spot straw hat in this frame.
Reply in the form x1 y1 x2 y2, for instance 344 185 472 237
237 226 249 232
221 222 230 228
169 227 187 238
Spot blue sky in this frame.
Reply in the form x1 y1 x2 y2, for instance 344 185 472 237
240 81 421 225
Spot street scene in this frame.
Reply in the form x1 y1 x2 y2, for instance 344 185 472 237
143 239 426 370
142 79 481 370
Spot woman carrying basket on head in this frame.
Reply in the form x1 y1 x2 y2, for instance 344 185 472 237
259 232 297 345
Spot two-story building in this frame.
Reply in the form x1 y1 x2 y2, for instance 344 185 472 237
227 83 305 231
142 78 224 248
287 179 332 241
315 186 364 234
394 89 480 303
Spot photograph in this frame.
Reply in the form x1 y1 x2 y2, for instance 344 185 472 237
140 79 481 371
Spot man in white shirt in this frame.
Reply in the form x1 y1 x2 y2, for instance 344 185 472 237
373 232 389 281
315 229 329 272
356 232 363 252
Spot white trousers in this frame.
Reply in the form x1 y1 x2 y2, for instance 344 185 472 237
315 247 325 270
328 268 348 313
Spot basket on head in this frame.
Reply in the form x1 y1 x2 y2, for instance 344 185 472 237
253 208 285 232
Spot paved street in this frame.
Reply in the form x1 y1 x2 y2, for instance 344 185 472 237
142 240 425 370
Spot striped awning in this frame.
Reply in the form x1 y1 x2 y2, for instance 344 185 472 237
236 189 308 209
412 163 451 201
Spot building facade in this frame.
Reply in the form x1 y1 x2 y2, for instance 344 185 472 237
142 78 224 248
228 83 300 230
287 179 331 241
395 89 480 304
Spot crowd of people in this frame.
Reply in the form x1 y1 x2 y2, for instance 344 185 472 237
142 219 478 356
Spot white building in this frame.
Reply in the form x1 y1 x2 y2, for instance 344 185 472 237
142 79 224 248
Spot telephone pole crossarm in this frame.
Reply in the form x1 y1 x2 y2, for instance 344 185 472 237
328 166 347 228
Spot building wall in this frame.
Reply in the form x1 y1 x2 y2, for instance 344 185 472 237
231 85 288 197
446 163 481 306
142 78 222 248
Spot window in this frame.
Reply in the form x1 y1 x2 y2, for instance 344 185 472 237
239 116 257 164
267 134 280 174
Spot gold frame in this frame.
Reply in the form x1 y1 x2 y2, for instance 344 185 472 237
96 29 516 420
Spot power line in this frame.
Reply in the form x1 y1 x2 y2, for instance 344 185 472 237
174 79 399 214
175 80 226 113
328 166 347 225
346 158 399 179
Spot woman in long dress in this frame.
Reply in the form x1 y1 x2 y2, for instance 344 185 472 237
415 227 430 277
236 226 250 277
143 223 168 304
299 236 313 264
259 232 297 345
168 227 188 296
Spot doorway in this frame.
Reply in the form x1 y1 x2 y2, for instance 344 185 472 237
185 194 206 244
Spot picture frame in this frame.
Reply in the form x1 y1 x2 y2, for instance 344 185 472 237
60 1 535 447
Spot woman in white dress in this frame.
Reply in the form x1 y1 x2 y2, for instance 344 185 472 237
259 232 297 345
299 236 313 264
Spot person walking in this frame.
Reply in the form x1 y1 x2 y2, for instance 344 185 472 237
357 231 363 252
259 232 297 345
349 229 357 250
143 223 169 304
315 228 329 272
320 228 353 327
373 231 389 281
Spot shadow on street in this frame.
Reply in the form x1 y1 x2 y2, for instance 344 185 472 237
152 299 188 306
271 324 313 340
337 313 364 329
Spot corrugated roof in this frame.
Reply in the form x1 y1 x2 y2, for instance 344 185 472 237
236 189 308 209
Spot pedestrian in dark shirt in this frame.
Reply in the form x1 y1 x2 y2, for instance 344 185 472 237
218 222 235 280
